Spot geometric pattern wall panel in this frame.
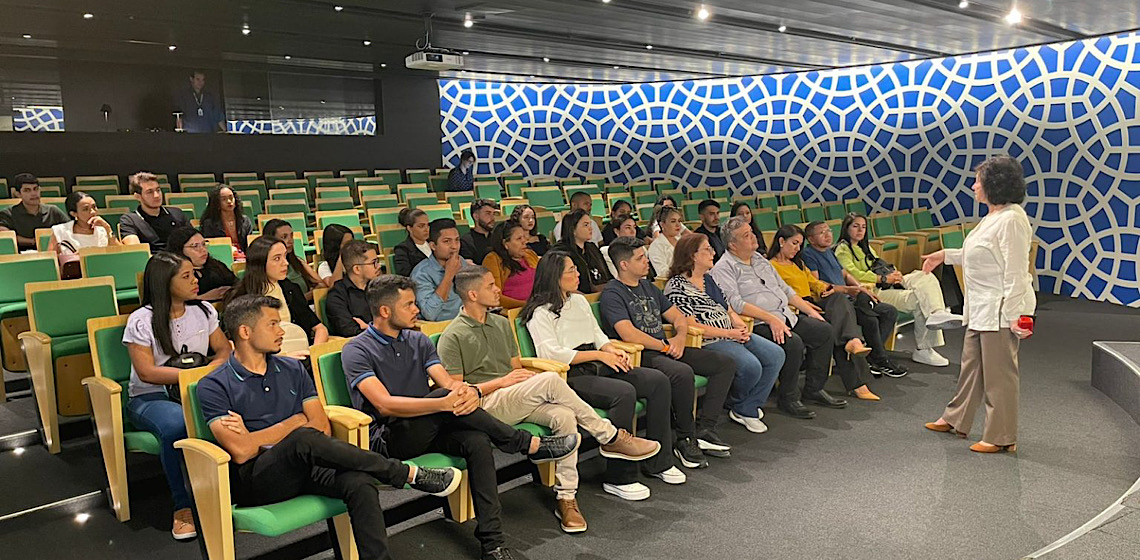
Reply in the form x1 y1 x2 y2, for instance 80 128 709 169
13 106 65 132
440 31 1140 308
227 115 375 135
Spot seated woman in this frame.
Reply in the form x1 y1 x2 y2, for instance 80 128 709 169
167 226 236 302
200 185 253 261
556 208 611 294
767 225 879 400
835 213 963 367
664 234 785 431
49 190 119 254
511 204 550 256
229 236 329 346
392 207 430 276
482 219 539 308
124 252 230 540
601 200 648 245
647 206 684 278
316 223 354 284
601 214 657 279
730 201 767 254
260 218 323 295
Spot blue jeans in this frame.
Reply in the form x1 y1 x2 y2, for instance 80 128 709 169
706 335 784 418
127 392 192 511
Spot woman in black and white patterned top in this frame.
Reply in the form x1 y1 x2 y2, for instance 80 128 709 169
664 234 786 433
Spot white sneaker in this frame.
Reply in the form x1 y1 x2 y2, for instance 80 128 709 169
729 410 769 434
603 482 651 501
756 407 765 420
912 348 950 367
648 466 687 485
925 310 964 330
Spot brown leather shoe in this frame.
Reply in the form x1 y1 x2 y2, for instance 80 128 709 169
852 386 880 401
599 429 661 461
555 498 587 533
172 508 197 540
970 442 1016 453
924 421 967 438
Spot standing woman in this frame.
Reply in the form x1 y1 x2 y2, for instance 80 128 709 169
482 219 539 308
557 208 611 294
393 207 431 276
511 204 550 256
647 206 683 278
923 155 1035 453
49 190 119 254
730 201 767 254
199 185 253 261
167 226 236 302
229 236 329 345
123 252 230 539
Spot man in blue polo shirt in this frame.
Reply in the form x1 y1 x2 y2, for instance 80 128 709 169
341 275 579 560
196 295 462 560
410 218 468 321
800 221 906 378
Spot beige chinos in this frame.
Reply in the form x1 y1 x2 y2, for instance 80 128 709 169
940 328 1020 446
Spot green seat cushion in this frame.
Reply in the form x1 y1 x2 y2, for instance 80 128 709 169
51 333 91 360
694 375 708 389
897 311 914 324
231 494 347 537
594 400 645 420
124 430 160 455
514 422 552 437
404 452 467 470
0 301 28 318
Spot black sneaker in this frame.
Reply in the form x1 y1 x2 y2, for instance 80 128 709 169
868 362 889 378
695 429 731 458
673 437 709 469
883 360 909 378
528 433 580 464
483 547 528 560
409 466 462 497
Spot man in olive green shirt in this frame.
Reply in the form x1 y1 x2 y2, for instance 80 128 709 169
437 266 660 534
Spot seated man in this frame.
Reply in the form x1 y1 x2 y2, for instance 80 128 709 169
553 191 603 244
411 218 468 322
120 171 189 252
711 217 847 420
0 173 68 250
342 275 579 560
326 240 383 337
196 295 461 560
438 267 660 533
800 221 906 377
693 199 726 262
601 236 737 469
460 198 499 264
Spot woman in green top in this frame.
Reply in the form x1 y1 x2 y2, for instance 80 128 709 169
834 213 963 368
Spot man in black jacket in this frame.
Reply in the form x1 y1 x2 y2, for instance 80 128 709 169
119 171 189 253
326 240 383 337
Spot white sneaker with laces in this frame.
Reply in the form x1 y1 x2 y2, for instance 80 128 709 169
729 410 769 433
912 348 950 367
603 482 651 501
648 466 687 485
925 310 964 330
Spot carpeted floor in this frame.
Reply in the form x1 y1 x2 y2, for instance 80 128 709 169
1 294 1138 560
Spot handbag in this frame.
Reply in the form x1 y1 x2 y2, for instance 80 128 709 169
566 343 620 378
163 344 208 403
870 258 902 289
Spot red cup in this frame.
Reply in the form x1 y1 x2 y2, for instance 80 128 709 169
1017 315 1034 337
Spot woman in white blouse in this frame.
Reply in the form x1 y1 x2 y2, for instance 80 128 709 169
647 206 683 279
522 249 686 491
49 191 119 254
922 155 1036 453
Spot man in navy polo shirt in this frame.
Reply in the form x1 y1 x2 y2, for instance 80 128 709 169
197 295 462 560
341 275 580 560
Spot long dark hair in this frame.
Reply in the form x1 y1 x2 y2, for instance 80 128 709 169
520 250 573 323
766 224 807 267
202 185 244 228
838 213 876 268
260 218 312 287
321 223 353 270
559 208 591 249
167 225 234 283
489 219 526 275
228 236 283 303
141 251 208 357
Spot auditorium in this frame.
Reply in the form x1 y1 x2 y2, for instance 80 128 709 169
1 1 1138 559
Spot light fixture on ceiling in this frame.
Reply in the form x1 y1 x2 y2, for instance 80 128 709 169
363 39 371 46
778 24 787 32
168 44 177 51
464 14 474 28
284 54 291 59
1005 6 1022 24
83 13 94 19
75 513 90 524
645 44 653 50
22 34 32 39
613 65 621 69
334 5 343 12
696 5 709 20
12 447 24 456
602 0 611 3
380 63 387 68
543 57 550 62
242 23 251 35
958 0 969 8
320 99 326 104
462 51 470 55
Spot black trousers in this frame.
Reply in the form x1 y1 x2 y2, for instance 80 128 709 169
641 346 736 436
381 388 533 554
754 316 833 402
567 364 675 477
851 292 899 364
810 293 863 344
230 427 410 560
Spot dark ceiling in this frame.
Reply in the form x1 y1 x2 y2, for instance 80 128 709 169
0 0 1138 84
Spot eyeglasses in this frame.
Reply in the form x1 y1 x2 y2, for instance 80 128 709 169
185 241 209 250
353 258 382 268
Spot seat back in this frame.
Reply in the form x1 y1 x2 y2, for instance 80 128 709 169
204 238 236 268
397 184 429 202
310 338 353 407
315 210 361 231
406 170 431 185
870 214 898 237
895 211 919 233
915 209 936 229
264 172 298 189
26 277 118 338
362 195 399 212
446 192 475 212
357 183 393 198
940 226 965 250
178 366 224 441
802 204 827 223
77 185 119 207
0 253 59 304
474 183 501 201
406 193 442 209
823 202 846 220
776 206 802 226
316 197 354 212
167 192 209 217
368 209 403 231
0 231 15 255
374 226 407 254
753 210 779 233
505 308 537 359
373 170 403 187
88 315 132 413
258 213 307 239
844 200 868 216
79 245 152 292
223 172 259 184
522 187 565 210
779 193 801 207
681 200 703 222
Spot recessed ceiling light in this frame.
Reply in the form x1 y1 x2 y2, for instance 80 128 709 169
958 0 969 7
320 100 326 104
613 65 621 69
602 0 611 3
543 57 550 62
464 18 474 28
462 51 470 55
75 513 90 524
12 447 24 456
334 5 343 11
83 13 94 19
645 44 653 50
362 40 371 46
168 44 177 51
241 24 250 35
284 54 291 59
22 34 32 39
1005 7 1022 24
778 24 787 32
380 63 387 68
696 5 709 20
256 96 262 100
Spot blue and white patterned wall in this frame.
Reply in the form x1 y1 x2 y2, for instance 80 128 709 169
13 106 65 132
440 32 1140 307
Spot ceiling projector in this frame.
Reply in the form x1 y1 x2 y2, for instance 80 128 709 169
406 50 464 71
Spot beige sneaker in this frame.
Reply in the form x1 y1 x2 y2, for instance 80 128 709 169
599 429 661 461
172 508 197 540
555 498 587 533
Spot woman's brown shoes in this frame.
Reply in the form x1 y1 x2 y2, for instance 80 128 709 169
924 421 967 438
969 442 1016 453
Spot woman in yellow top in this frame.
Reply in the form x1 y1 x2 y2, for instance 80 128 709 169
767 224 879 400
482 219 540 309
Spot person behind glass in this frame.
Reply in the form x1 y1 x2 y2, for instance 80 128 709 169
49 190 119 255
229 236 329 346
317 223 354 285
392 207 431 276
447 149 476 192
601 199 648 246
482 220 539 309
766 225 880 401
175 70 224 133
510 204 550 256
0 173 68 251
523 250 686 491
601 236 737 468
198 295 462 560
835 213 963 367
730 201 768 254
601 214 657 279
923 155 1036 453
326 240 384 337
800 221 908 378
553 191 603 244
119 172 190 253
646 206 683 278
664 234 785 433
261 218 323 294
167 226 236 302
556 208 611 294
199 185 252 261
693 199 727 261
710 216 846 420
411 218 467 322
460 198 499 264
124 252 230 540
